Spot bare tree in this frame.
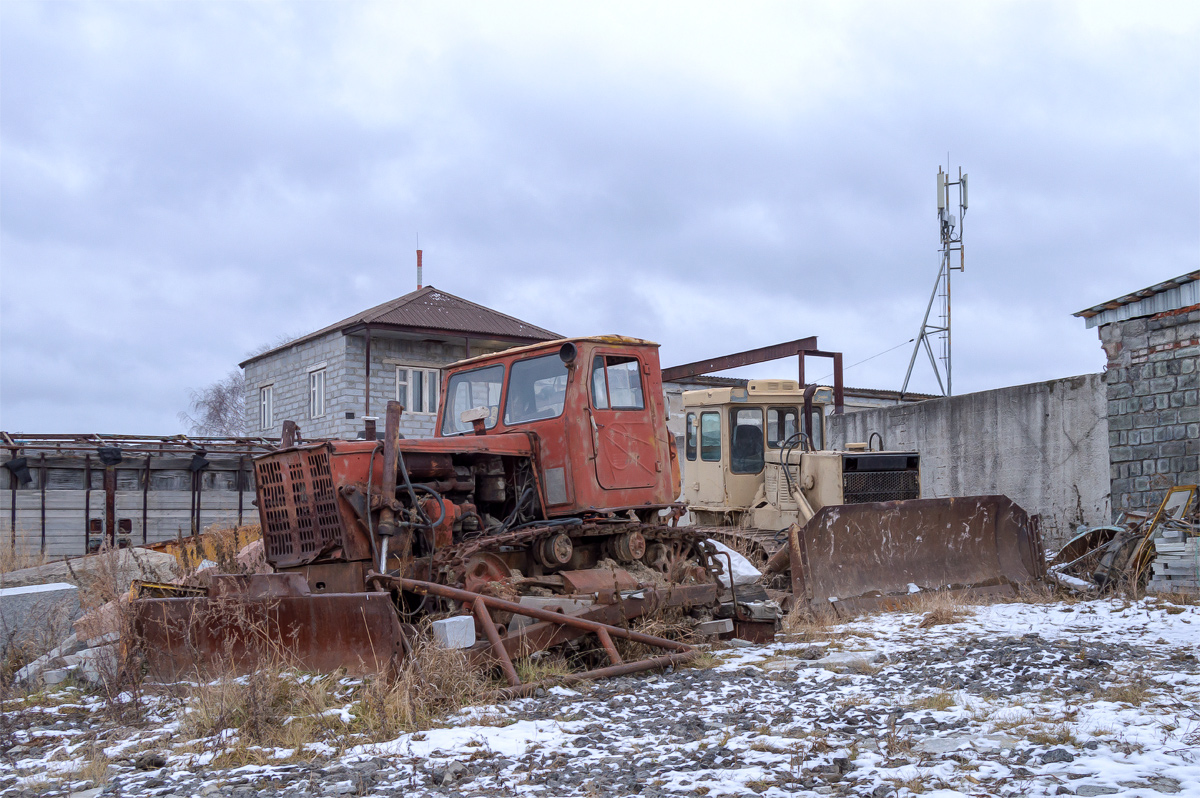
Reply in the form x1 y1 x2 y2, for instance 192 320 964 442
180 370 246 437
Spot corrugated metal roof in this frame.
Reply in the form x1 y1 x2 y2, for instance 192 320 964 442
1074 271 1200 329
241 286 560 366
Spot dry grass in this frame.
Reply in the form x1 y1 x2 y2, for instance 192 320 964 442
1094 679 1153 706
613 609 696 662
1027 722 1078 747
912 691 956 711
780 604 842 641
353 636 488 739
0 542 47 576
514 651 574 686
65 738 113 786
180 668 343 753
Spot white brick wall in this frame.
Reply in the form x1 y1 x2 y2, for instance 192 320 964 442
243 332 514 440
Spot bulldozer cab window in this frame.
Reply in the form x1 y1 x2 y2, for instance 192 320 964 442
590 355 645 410
767 406 799 448
441 364 504 435
729 407 765 474
809 407 824 450
504 354 569 425
685 413 697 461
700 412 721 462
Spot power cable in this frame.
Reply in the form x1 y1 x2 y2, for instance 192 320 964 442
810 338 915 384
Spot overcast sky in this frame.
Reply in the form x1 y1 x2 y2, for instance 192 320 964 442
2 1 1197 433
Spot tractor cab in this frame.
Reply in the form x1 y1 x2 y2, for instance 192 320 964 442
434 336 681 518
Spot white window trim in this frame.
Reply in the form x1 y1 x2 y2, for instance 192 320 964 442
259 385 274 431
306 361 328 373
394 364 440 415
309 368 326 419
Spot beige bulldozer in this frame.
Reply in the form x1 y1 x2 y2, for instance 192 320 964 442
680 380 1046 614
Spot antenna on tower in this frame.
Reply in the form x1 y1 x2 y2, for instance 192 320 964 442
900 165 968 399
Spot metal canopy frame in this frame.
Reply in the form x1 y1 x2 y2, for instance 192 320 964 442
661 337 844 414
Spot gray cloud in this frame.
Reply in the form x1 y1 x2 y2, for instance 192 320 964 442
2 1 1197 432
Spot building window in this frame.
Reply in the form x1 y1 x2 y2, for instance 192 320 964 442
396 366 440 414
309 369 326 418
259 386 273 430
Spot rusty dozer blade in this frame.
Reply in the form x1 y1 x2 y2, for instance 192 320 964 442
781 495 1046 615
132 574 406 679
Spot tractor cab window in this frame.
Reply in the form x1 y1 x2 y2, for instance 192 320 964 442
441 364 504 435
504 354 569 425
767 406 799 448
590 355 645 410
700 412 721 462
685 412 697 461
729 407 765 474
809 406 825 450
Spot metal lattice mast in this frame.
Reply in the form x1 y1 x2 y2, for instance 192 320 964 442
901 165 967 399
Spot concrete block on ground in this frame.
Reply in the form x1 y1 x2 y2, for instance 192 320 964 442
14 632 82 684
0 583 80 654
432 616 476 650
0 547 178 593
76 643 117 685
694 618 734 636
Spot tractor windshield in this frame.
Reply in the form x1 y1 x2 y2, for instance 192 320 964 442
504 354 569 425
441 364 504 435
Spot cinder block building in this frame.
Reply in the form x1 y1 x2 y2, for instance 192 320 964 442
1075 270 1199 516
240 286 559 440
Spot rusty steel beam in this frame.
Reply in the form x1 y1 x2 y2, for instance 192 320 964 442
494 651 696 699
661 337 819 382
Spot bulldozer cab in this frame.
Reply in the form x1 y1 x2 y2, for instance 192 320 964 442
682 380 920 528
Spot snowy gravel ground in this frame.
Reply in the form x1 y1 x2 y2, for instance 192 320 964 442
3 595 1198 798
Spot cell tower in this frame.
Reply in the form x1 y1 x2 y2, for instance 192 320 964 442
900 165 968 398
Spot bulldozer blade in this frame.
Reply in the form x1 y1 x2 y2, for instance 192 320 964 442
132 592 406 679
793 495 1046 615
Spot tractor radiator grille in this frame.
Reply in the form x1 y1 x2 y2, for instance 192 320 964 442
842 470 920 504
255 446 343 567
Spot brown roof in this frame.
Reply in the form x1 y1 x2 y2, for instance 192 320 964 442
240 285 560 367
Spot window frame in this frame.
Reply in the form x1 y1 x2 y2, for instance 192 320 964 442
503 353 570 427
728 406 765 475
308 369 326 419
259 385 274 431
589 354 646 411
439 363 506 436
699 411 721 462
766 405 800 449
685 412 697 461
395 365 440 415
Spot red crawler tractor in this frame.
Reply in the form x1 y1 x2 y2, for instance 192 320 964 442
135 337 740 681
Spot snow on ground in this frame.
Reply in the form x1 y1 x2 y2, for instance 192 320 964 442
2 595 1198 797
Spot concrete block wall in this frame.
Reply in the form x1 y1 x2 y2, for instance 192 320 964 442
343 334 465 440
827 374 1111 548
244 332 516 441
1099 307 1200 516
243 332 349 440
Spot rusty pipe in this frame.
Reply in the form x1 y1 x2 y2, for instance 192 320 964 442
494 651 696 699
372 576 692 652
764 522 803 576
474 597 520 686
376 401 404 570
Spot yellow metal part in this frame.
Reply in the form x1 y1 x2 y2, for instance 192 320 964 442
133 580 207 598
143 524 262 572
